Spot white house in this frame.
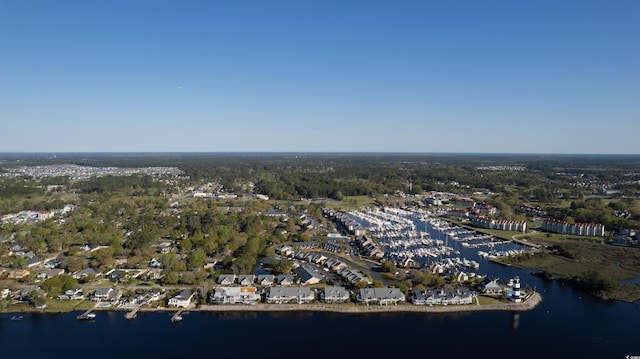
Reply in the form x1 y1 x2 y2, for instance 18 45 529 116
211 287 260 305
358 288 405 306
218 274 236 285
93 287 122 302
321 286 350 303
267 286 314 304
168 289 195 308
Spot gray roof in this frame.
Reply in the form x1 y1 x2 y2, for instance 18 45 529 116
257 274 274 282
293 266 322 284
238 274 255 283
268 286 313 298
359 288 405 301
94 287 113 296
323 286 348 298
218 274 236 283
277 275 295 284
77 268 98 276
173 289 194 300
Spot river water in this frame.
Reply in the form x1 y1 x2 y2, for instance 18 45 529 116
1 221 639 358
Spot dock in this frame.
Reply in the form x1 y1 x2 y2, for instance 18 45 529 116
171 310 184 323
77 309 96 320
125 305 140 320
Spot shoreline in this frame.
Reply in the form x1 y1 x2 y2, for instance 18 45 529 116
2 292 542 315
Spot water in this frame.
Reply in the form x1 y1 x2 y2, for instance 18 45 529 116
1 291 638 359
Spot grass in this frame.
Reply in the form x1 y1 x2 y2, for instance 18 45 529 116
42 299 94 312
476 295 505 305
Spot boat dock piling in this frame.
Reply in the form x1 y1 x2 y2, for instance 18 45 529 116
171 310 184 323
125 305 140 320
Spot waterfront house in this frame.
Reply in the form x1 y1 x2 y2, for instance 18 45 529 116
93 287 122 302
168 289 194 308
321 286 350 303
238 275 255 286
16 286 44 302
293 266 322 285
211 287 261 305
257 274 275 286
358 288 405 306
277 275 295 285
411 288 473 305
218 274 237 285
267 286 314 304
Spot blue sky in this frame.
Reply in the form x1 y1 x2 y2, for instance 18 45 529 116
1 0 638 153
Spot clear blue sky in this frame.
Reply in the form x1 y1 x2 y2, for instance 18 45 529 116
1 0 638 153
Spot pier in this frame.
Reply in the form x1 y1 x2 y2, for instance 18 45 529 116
171 310 184 323
125 305 140 320
77 309 96 320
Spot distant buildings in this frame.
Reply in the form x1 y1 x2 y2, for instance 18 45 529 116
541 219 605 237
471 216 527 232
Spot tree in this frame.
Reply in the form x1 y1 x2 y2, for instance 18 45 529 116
187 248 206 269
381 261 397 273
163 271 179 285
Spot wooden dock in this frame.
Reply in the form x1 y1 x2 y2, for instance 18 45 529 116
171 310 184 323
125 305 140 320
77 309 96 320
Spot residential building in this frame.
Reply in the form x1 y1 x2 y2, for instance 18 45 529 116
93 287 122 302
483 280 502 294
8 269 30 279
293 266 322 285
37 268 65 280
257 274 275 286
211 287 260 305
411 288 473 305
168 289 194 308
321 286 350 303
218 274 237 285
237 275 255 286
267 286 314 304
72 268 99 279
541 219 605 237
277 274 295 285
358 288 405 305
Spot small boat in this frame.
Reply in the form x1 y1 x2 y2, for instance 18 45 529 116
171 315 182 323
11 315 23 321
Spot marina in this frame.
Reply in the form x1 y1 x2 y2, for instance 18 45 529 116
343 207 533 278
